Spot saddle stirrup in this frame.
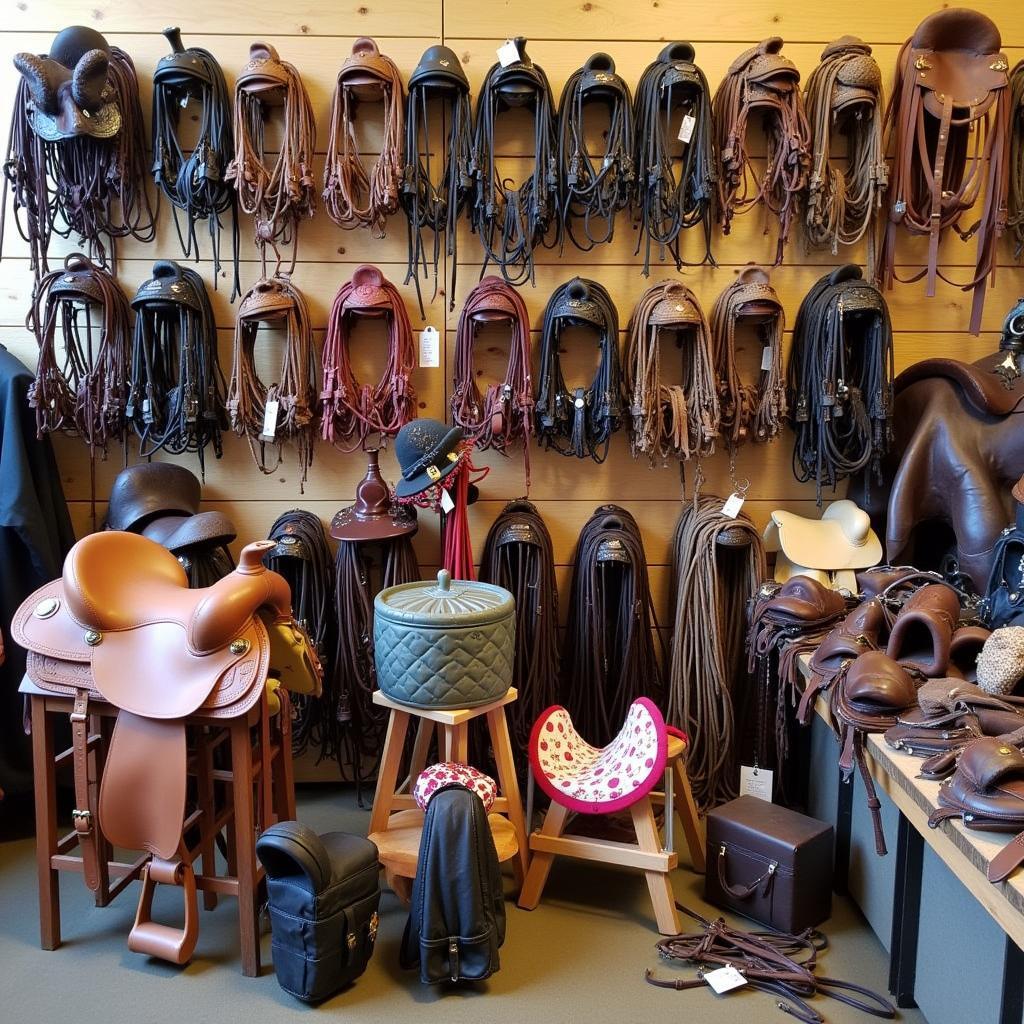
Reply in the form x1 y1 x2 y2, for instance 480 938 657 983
128 846 199 965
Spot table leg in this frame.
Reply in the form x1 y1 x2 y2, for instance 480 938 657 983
999 936 1024 1024
275 690 297 821
230 718 260 978
91 714 113 906
195 726 219 911
834 774 854 895
487 707 529 883
518 801 570 911
31 695 60 950
368 709 411 836
404 719 433 791
631 797 681 935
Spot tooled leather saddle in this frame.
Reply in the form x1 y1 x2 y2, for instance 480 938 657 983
11 531 322 965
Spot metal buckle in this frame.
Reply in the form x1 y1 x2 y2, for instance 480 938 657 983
72 809 92 832
426 465 441 481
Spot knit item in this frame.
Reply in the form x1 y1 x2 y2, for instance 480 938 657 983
976 627 1024 695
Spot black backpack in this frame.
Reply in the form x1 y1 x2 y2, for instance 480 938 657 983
400 784 506 983
984 503 1024 628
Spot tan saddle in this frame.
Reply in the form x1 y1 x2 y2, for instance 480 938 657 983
12 531 322 965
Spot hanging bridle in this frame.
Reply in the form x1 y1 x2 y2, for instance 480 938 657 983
151 28 240 299
803 37 887 277
470 37 558 286
227 276 318 488
623 279 718 463
557 53 634 251
27 252 132 457
451 276 533 471
324 37 405 236
402 45 474 315
709 266 787 450
320 264 416 452
713 37 811 264
127 260 226 478
226 42 317 276
788 264 895 504
535 277 622 462
1011 59 1024 260
632 42 717 275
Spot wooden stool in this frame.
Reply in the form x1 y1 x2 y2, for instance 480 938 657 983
652 734 706 873
367 687 529 900
23 676 295 977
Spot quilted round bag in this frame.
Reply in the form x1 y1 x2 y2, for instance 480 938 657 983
413 762 497 813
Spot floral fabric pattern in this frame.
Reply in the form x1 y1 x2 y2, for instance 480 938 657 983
413 761 498 813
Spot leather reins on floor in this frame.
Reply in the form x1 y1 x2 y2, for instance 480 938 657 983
535 277 622 462
470 37 558 286
667 496 765 810
324 38 405 236
633 42 717 275
713 37 811 265
557 53 634 251
227 275 318 489
226 41 317 276
128 260 226 478
319 264 416 453
151 28 240 299
624 280 718 463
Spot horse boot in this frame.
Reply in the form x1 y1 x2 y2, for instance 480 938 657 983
885 583 962 677
947 625 992 683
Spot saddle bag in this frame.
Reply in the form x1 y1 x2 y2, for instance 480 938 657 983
983 490 1024 628
705 795 834 933
256 822 381 1003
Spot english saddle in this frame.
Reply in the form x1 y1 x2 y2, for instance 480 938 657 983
11 531 322 964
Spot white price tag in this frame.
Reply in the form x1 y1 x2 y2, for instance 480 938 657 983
704 965 747 994
761 345 774 371
439 488 456 513
739 764 774 802
721 492 745 519
259 398 280 442
678 114 696 144
419 326 440 368
497 39 520 67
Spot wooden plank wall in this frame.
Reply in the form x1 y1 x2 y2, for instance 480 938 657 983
2 0 1022 634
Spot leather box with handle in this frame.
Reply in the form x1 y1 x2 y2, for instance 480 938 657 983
705 795 834 933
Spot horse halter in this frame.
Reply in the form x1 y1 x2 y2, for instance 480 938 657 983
320 264 416 452
788 264 894 503
709 265 787 449
128 260 226 477
1011 59 1024 260
714 37 811 264
451 276 533 468
151 28 240 299
28 252 132 456
633 42 717 275
324 38 405 235
470 37 558 285
6 26 155 275
803 37 887 276
226 42 316 276
557 53 635 251
227 276 317 488
624 279 718 463
403 45 473 315
535 277 622 462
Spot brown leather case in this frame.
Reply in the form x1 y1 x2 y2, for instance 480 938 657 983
705 795 834 933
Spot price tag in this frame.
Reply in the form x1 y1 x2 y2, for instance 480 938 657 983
721 492 745 519
419 326 440 368
259 399 279 442
739 764 774 802
704 966 747 994
678 114 696 144
761 345 774 371
497 39 520 68
439 488 456 513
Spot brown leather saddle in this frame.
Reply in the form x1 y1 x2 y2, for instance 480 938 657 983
12 532 321 964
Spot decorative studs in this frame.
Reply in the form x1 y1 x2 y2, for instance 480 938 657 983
229 638 251 656
991 58 1009 72
34 597 60 619
84 630 102 647
914 56 932 71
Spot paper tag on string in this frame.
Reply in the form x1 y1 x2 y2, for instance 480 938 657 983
259 399 279 442
761 346 774 371
439 488 455 513
497 39 520 67
739 765 774 802
678 114 696 144
704 966 747 994
721 492 745 519
419 326 440 368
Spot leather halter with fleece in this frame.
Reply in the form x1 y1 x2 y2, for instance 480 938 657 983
319 265 416 452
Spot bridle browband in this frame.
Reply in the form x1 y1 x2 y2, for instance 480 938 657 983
320 264 416 452
324 37 405 236
535 276 622 462
624 279 718 463
128 259 226 478
557 52 634 251
151 28 240 299
632 42 717 275
226 41 317 276
470 37 558 285
402 45 473 315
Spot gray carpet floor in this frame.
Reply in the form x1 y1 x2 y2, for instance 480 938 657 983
0 787 923 1024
